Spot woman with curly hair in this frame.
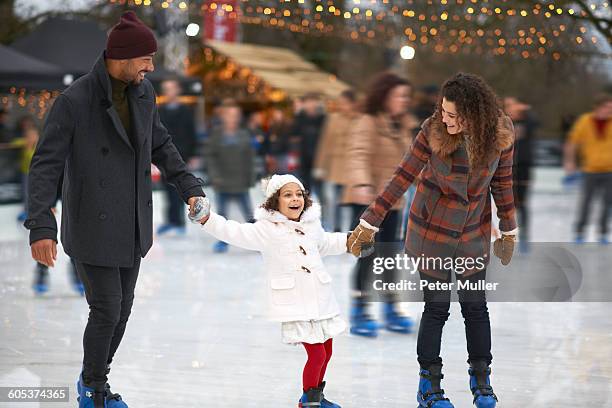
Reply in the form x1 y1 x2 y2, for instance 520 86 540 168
347 73 517 408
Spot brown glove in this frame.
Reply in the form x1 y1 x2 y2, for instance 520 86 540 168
493 234 516 265
347 223 377 257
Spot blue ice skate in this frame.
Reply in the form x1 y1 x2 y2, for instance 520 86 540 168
299 387 322 407
77 374 106 408
319 381 341 408
213 241 228 253
468 361 498 408
383 302 413 334
32 264 49 295
417 365 454 408
349 301 378 338
78 370 127 408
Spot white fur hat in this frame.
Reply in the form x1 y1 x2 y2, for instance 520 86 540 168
261 174 305 199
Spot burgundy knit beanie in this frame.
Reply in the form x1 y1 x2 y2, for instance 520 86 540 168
106 11 157 59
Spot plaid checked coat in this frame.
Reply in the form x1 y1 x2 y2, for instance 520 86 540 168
361 114 517 278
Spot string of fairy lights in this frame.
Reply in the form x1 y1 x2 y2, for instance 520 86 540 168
2 0 609 118
108 0 610 61
1 89 59 120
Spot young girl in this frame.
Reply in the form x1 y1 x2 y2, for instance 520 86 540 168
199 174 349 408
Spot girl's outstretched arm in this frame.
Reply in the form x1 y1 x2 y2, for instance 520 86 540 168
317 227 349 257
201 212 267 252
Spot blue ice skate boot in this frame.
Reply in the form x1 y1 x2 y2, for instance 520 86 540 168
156 223 175 236
32 264 49 295
318 381 341 408
77 374 106 408
213 241 228 253
417 364 454 408
349 300 378 338
73 282 86 296
383 302 413 334
468 360 498 408
299 387 322 407
103 384 128 408
78 367 128 408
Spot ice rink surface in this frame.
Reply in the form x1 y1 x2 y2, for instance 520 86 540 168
1 169 611 407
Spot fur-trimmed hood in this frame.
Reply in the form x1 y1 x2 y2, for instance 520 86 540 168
423 114 515 159
254 202 322 225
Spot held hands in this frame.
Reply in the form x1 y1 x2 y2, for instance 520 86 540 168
347 222 377 257
493 234 516 265
188 196 211 225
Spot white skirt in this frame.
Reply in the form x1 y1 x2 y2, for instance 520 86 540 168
281 316 347 345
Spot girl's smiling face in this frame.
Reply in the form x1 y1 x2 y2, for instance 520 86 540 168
278 183 305 221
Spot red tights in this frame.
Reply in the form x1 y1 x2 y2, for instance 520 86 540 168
302 339 333 392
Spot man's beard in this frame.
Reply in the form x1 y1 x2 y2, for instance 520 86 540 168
130 71 146 84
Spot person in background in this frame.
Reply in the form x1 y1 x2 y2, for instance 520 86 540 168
246 110 267 179
12 116 39 222
343 72 416 337
313 89 360 231
564 93 612 244
293 96 304 117
205 102 256 253
157 78 198 236
291 93 326 194
5 116 83 295
414 84 439 123
0 107 13 143
247 110 266 151
263 107 292 175
33 181 84 296
504 96 538 251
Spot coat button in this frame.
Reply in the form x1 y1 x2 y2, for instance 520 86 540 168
451 231 459 238
99 179 109 188
98 212 107 220
299 246 307 255
295 228 305 235
27 220 37 227
148 200 152 207
301 266 311 273
101 147 109 156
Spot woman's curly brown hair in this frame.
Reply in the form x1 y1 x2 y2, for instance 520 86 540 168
432 72 502 167
260 187 313 217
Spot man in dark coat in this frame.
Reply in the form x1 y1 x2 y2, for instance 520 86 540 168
157 78 198 235
24 11 209 407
